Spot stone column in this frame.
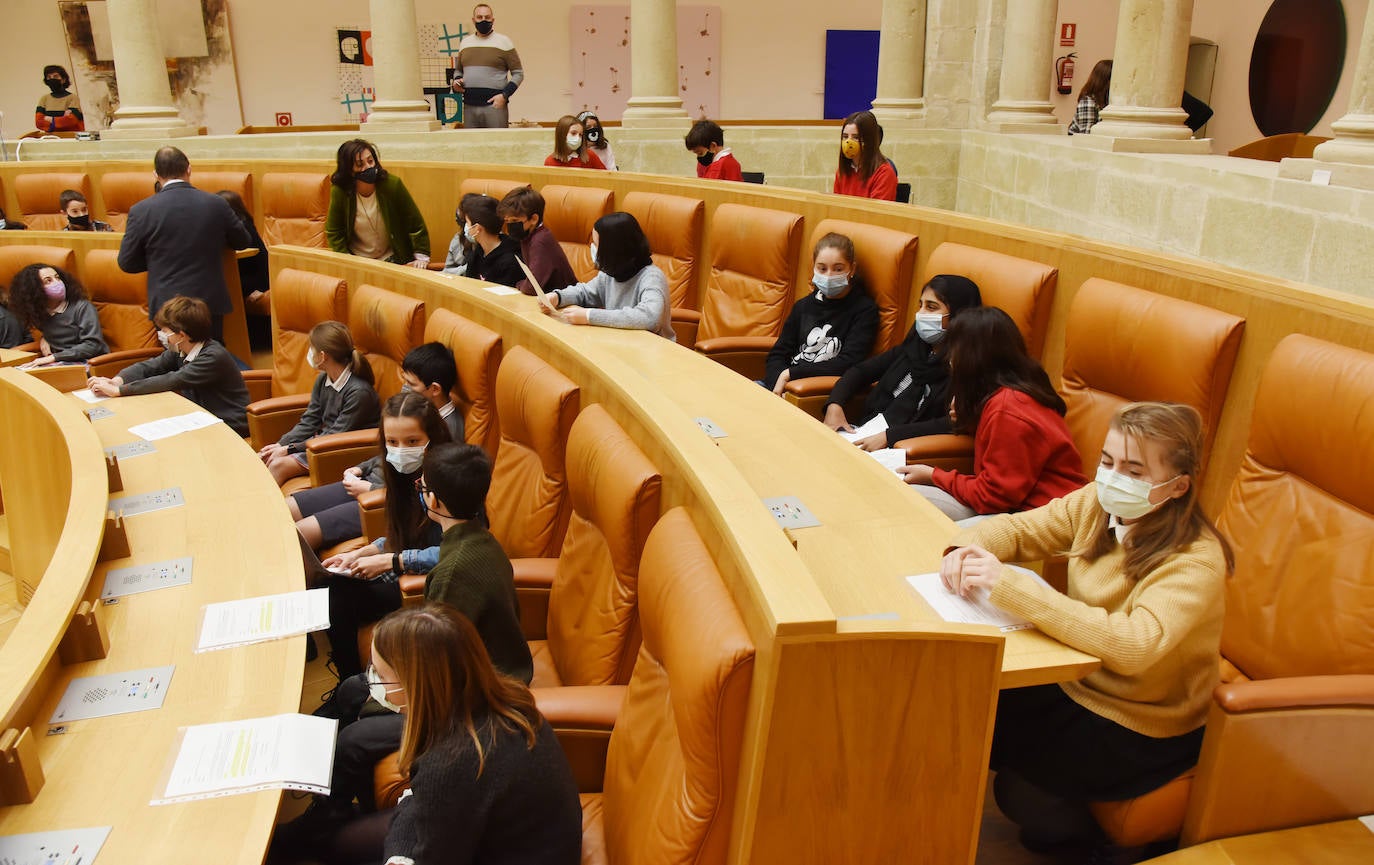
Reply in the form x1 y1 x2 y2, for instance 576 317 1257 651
361 0 439 131
987 0 1059 131
870 0 927 126
1314 2 1374 166
622 0 690 128
1087 0 1207 151
104 0 194 138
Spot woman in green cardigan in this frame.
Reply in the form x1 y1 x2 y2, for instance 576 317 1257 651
325 139 432 268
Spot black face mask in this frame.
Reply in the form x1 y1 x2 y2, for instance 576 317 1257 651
504 220 529 241
585 128 602 145
355 166 380 185
475 20 494 35
68 214 92 229
697 152 715 167
46 78 66 94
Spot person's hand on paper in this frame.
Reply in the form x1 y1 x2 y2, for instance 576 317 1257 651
350 554 393 580
771 368 791 396
342 466 370 498
259 443 287 462
856 432 889 452
897 463 935 485
560 305 590 325
88 376 122 397
538 291 560 316
823 404 854 432
323 545 368 572
939 544 1003 598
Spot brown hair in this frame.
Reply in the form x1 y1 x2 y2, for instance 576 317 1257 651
309 320 374 385
944 307 1065 435
837 110 887 182
1079 59 1113 109
496 184 545 221
375 603 541 777
380 391 454 549
551 114 590 164
154 296 212 343
813 232 856 269
331 139 389 190
1073 402 1234 580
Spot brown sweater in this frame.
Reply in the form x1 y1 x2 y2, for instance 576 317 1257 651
955 484 1226 738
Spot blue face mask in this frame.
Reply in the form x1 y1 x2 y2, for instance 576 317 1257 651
812 272 849 298
386 444 426 474
914 313 945 344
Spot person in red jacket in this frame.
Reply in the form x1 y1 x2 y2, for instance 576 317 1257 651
35 65 84 133
832 110 896 201
899 307 1085 523
685 119 744 182
543 114 606 170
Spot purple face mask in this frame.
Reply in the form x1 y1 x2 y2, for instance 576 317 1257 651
43 279 66 301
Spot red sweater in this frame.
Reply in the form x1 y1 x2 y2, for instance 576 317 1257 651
544 150 606 170
697 150 743 182
832 161 897 201
931 387 1086 514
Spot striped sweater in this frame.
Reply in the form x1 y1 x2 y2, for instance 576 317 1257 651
455 33 524 105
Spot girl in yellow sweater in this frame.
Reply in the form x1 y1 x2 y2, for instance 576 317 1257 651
941 402 1233 857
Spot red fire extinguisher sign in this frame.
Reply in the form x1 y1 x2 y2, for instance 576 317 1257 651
1060 23 1076 46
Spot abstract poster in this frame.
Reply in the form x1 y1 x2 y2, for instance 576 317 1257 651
336 22 466 124
570 5 721 120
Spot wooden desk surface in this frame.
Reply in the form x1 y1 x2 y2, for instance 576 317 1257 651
0 391 304 865
1146 820 1374 864
0 348 35 368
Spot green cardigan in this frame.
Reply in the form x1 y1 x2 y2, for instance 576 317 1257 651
325 174 431 264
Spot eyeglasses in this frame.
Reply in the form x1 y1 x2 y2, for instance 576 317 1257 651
414 479 432 496
365 665 401 688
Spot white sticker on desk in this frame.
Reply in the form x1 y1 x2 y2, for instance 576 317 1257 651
85 405 115 420
694 416 728 438
108 487 184 517
49 665 175 724
763 495 821 529
104 439 157 460
1361 814 1374 834
101 556 193 600
0 826 112 864
483 285 521 296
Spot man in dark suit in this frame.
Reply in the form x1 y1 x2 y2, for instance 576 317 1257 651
117 146 252 343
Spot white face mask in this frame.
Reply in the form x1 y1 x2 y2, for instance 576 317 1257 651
386 443 427 474
566 134 583 150
157 330 172 349
1095 465 1179 520
464 222 479 243
812 272 849 298
306 346 320 370
366 666 403 713
589 242 599 267
914 312 946 344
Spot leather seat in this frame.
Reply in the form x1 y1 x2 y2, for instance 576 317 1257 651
541 185 614 283
260 173 330 247
422 308 503 457
99 172 156 230
692 202 804 379
14 173 90 230
0 245 76 291
486 346 580 559
458 177 525 202
781 218 919 417
80 250 162 378
517 404 662 688
621 190 705 314
1091 334 1374 848
1060 278 1244 481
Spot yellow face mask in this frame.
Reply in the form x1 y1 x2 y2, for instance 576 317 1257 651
841 138 861 160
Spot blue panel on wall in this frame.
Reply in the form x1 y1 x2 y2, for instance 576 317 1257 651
824 30 880 120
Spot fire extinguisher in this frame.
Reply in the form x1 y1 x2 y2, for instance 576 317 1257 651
1056 52 1077 95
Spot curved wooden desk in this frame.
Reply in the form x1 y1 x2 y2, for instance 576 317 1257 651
1143 819 1374 864
0 384 303 865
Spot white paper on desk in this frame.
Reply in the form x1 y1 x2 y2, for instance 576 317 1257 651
483 284 520 296
196 589 330 652
868 447 907 476
906 566 1053 632
153 713 337 804
49 665 175 724
839 414 888 444
127 410 222 441
72 387 107 403
1360 814 1374 834
0 825 112 865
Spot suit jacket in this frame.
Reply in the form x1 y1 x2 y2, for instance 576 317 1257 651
118 182 253 318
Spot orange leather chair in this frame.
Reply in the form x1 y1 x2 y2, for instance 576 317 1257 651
0 245 76 291
781 218 919 417
691 203 804 379
486 346 580 559
14 173 90 230
422 308 503 458
459 177 525 202
1060 278 1244 481
99 172 155 230
540 185 613 283
80 249 162 378
260 173 330 248
1090 334 1374 848
189 171 253 207
895 242 1060 469
621 190 705 314
241 269 348 458
516 404 662 687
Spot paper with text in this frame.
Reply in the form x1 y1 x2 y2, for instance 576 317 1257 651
72 387 108 403
0 826 112 864
839 413 889 444
906 566 1053 632
153 714 337 804
196 589 330 652
128 410 222 441
868 448 907 476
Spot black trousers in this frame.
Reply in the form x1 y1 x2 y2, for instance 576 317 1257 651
318 675 405 814
323 576 402 681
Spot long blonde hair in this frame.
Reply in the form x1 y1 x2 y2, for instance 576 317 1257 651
309 320 374 385
374 603 541 778
1073 402 1234 581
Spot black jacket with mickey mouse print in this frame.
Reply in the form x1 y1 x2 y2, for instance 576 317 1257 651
763 277 880 391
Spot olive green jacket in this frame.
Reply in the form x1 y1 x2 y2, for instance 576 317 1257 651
325 174 430 263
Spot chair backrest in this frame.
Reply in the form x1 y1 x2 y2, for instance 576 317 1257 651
14 173 91 231
1217 334 1374 681
459 177 526 202
99 172 156 230
423 308 503 458
0 245 77 292
698 203 804 343
194 171 254 215
540 184 613 283
348 285 425 402
602 507 755 865
920 242 1058 359
810 218 918 354
82 249 157 352
547 405 662 687
260 173 331 247
487 347 580 559
1060 278 1244 479
271 268 349 396
621 191 705 310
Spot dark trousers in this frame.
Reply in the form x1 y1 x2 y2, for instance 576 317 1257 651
323 576 402 680
317 675 405 814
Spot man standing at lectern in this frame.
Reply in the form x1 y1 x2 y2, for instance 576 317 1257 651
118 146 252 344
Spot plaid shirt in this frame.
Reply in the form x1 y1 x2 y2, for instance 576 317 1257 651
1068 95 1101 134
